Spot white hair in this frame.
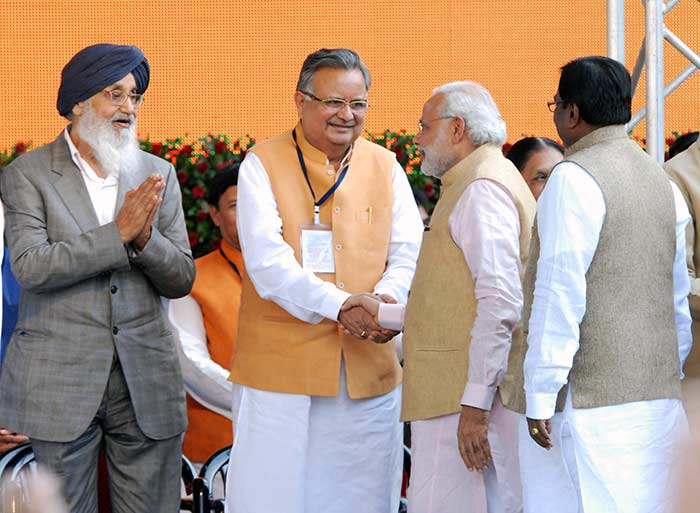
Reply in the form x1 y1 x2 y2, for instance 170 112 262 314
73 101 140 177
432 81 506 147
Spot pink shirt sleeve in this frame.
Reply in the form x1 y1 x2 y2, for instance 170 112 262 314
450 179 523 411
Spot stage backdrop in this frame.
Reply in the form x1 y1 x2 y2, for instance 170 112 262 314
1 0 698 150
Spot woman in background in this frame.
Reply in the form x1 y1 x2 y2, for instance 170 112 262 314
506 137 564 200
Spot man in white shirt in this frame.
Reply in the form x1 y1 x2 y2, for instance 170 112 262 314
523 56 691 513
225 48 423 513
344 81 535 513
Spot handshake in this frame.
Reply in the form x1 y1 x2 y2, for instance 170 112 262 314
337 293 400 344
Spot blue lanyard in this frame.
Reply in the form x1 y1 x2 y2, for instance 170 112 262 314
292 128 351 224
218 248 241 279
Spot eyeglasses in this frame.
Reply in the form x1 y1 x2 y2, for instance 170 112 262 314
417 116 454 133
103 89 144 109
299 91 369 114
547 100 567 112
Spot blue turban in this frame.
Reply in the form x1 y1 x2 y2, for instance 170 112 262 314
57 44 150 117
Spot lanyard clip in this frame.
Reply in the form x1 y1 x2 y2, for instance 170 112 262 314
314 205 321 225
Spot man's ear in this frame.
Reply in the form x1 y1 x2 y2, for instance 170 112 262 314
209 204 222 228
72 101 85 118
452 116 467 144
294 91 306 119
568 103 581 128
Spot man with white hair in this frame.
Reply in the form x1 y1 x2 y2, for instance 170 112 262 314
0 44 194 512
344 82 534 512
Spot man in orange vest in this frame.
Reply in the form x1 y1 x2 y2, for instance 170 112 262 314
225 48 424 513
168 165 243 463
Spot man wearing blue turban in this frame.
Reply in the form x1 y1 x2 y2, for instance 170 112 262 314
0 43 195 512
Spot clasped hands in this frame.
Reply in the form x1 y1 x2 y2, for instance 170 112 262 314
337 293 399 344
116 173 165 251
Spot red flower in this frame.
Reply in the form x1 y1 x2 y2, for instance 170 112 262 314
188 231 199 248
424 181 434 198
214 141 228 154
216 162 228 170
192 186 205 198
181 145 194 157
150 142 163 155
13 142 26 154
393 147 404 163
176 171 187 184
502 142 512 154
198 161 209 173
666 137 676 146
196 210 208 222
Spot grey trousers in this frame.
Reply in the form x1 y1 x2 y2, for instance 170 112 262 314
31 357 183 513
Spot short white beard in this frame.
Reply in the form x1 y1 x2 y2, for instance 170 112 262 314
421 150 456 178
74 102 140 177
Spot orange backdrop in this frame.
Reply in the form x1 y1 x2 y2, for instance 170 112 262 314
1 0 698 151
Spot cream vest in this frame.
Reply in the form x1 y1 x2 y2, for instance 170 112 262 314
401 145 536 422
230 123 402 399
502 125 680 413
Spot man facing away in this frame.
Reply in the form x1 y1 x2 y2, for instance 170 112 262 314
168 165 243 462
0 43 194 512
518 56 691 513
225 48 423 513
345 81 535 513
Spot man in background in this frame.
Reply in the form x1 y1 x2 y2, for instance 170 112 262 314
169 164 242 462
665 131 700 431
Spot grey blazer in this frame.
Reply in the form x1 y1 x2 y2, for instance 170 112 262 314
0 132 194 442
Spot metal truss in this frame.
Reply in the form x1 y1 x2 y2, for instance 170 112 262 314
608 0 700 162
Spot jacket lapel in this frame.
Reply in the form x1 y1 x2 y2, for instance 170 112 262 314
50 131 101 233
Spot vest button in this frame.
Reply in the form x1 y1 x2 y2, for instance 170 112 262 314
110 285 118 294
333 206 341 214
335 244 342 250
338 282 345 289
327 169 334 176
112 326 119 335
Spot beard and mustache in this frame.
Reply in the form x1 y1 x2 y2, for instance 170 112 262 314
73 102 141 177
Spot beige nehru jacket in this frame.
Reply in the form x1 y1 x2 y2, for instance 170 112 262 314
401 145 536 422
502 126 680 414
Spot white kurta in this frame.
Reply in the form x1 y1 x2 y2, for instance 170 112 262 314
226 150 423 513
167 296 233 419
379 178 525 513
522 161 692 513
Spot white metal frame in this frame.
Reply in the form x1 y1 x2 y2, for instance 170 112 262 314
608 0 699 162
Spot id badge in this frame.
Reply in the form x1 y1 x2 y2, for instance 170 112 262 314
300 223 335 273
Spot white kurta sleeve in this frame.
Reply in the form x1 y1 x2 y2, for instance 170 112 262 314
524 162 604 420
372 161 424 304
447 179 523 411
236 153 351 323
670 181 692 376
168 295 233 419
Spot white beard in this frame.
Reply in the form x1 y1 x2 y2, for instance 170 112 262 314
74 102 140 177
420 150 455 178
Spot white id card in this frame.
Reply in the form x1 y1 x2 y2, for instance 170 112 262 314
300 225 335 273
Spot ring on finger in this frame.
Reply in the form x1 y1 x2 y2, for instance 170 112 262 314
530 427 539 436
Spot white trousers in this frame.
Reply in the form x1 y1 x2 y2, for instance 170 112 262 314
225 361 402 513
520 393 688 513
518 414 583 513
407 394 522 513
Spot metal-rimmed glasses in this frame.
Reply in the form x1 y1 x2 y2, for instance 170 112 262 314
299 91 369 114
103 89 145 109
417 116 454 133
547 100 567 112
